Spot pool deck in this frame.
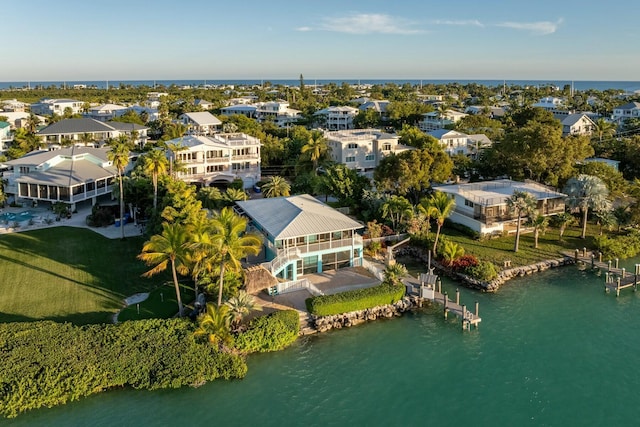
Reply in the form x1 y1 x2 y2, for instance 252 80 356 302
0 205 143 239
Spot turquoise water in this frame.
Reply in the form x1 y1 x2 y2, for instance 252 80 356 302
7 264 640 426
0 211 33 223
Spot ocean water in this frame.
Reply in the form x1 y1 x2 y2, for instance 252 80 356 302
7 263 640 426
1 79 639 92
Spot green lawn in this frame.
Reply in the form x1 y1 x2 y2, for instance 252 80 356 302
0 227 163 324
443 224 601 269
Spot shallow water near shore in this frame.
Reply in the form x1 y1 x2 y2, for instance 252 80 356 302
8 261 640 426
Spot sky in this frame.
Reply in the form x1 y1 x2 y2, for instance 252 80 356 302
3 0 640 82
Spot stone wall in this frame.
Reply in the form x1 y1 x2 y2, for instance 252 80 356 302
393 245 575 292
311 296 420 333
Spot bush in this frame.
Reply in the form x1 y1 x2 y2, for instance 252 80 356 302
594 231 640 259
465 260 498 281
0 319 247 419
235 310 299 353
306 283 405 317
450 254 479 271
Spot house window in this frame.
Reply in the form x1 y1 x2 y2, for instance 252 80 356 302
365 154 375 161
465 200 474 208
345 156 356 162
206 165 224 173
347 143 358 149
382 143 391 151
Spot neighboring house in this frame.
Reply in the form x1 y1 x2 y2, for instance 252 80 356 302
194 99 214 110
359 100 390 116
85 104 128 122
325 128 413 178
612 101 640 123
434 179 566 236
0 147 121 210
235 194 364 282
37 118 149 148
464 105 506 119
167 133 261 189
584 157 620 172
219 104 258 118
179 112 222 135
255 101 301 127
315 106 359 130
0 121 10 153
30 98 84 116
561 113 595 136
532 96 566 111
1 99 27 112
127 105 159 121
428 129 472 157
418 109 467 132
145 92 168 109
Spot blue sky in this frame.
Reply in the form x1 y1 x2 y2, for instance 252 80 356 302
4 0 639 81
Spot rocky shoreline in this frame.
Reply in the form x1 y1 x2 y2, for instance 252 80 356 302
393 245 575 292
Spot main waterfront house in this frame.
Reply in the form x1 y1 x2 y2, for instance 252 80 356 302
434 179 566 236
0 147 121 210
167 133 261 189
235 194 364 281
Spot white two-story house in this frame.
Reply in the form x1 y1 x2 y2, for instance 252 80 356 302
612 101 640 123
561 113 595 136
168 133 261 189
418 109 467 132
30 98 84 116
179 112 222 135
325 129 413 179
315 106 359 130
255 102 301 128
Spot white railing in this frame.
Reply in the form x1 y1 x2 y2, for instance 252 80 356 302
361 258 385 281
273 278 324 296
262 247 301 274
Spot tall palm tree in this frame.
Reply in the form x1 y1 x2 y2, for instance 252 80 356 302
594 118 616 142
381 195 413 232
528 213 548 249
301 130 329 175
225 290 261 331
142 149 169 210
261 175 291 198
553 212 576 241
210 207 262 307
107 136 132 240
563 174 610 239
138 222 191 317
79 132 94 147
428 191 456 254
506 190 536 252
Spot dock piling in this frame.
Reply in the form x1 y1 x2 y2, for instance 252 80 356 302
455 288 460 305
615 258 619 269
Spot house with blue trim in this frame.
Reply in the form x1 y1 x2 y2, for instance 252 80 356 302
235 194 364 282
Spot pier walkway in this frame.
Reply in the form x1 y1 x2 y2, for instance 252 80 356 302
564 249 640 296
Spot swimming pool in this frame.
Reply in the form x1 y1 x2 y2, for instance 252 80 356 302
0 211 34 223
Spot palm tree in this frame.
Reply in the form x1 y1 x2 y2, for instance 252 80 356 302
594 118 616 142
442 240 465 265
428 191 456 255
381 195 413 232
79 132 94 147
383 262 408 286
210 207 262 307
224 187 248 204
612 206 631 232
142 149 169 210
186 216 218 298
225 290 261 331
506 190 536 252
194 303 233 351
107 136 132 240
261 176 291 198
138 222 191 317
553 212 576 241
563 174 610 239
301 130 329 175
594 210 617 235
528 213 548 249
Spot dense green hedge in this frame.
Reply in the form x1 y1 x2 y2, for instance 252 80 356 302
594 231 640 259
0 319 247 419
306 284 405 317
235 310 299 353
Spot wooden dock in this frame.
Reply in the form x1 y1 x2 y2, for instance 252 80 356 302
565 249 640 296
405 273 481 331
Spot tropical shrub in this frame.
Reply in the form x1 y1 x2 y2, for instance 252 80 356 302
594 231 640 259
450 254 479 271
0 319 247 419
235 309 299 353
306 284 405 317
464 260 498 281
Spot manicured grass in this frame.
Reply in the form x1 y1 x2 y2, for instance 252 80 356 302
443 224 601 269
118 282 195 322
0 227 162 324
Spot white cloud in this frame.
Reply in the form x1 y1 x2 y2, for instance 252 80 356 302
317 13 423 35
432 19 484 27
496 18 563 35
295 26 312 32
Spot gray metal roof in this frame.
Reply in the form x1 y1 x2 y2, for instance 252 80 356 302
107 121 148 131
3 147 112 167
236 194 363 240
38 118 115 135
180 112 222 126
16 160 116 187
562 113 593 127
